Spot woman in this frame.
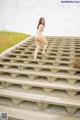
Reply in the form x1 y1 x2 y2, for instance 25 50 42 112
34 17 47 59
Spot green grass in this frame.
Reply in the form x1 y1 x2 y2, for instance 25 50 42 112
0 31 30 53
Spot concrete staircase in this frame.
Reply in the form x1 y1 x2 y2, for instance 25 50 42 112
0 36 80 120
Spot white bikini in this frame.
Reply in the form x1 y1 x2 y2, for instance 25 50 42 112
36 27 44 36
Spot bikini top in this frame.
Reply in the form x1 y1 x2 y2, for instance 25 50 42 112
36 27 44 35
42 27 44 32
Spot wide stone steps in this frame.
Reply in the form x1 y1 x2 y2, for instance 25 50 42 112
0 89 80 114
0 68 80 84
10 49 79 56
0 105 79 120
5 53 75 61
0 36 80 120
0 62 79 75
0 57 73 67
0 77 80 92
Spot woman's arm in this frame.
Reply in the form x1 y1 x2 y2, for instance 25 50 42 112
37 24 43 35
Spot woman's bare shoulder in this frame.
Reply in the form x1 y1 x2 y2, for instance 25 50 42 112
39 24 44 28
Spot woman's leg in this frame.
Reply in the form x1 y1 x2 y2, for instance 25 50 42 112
42 37 47 54
34 38 40 59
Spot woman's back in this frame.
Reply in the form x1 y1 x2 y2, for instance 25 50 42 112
36 24 44 36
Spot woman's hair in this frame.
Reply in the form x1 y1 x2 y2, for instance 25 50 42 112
37 17 45 29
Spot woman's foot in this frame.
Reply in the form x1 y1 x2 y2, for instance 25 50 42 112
42 51 46 55
34 57 37 60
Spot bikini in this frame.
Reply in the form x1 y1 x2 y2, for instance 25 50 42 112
36 27 44 36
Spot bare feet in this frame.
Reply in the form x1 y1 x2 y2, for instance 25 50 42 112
42 51 46 55
34 57 37 60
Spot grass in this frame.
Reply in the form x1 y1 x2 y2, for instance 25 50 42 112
0 31 30 53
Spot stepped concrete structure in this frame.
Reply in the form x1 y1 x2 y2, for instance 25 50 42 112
0 36 80 120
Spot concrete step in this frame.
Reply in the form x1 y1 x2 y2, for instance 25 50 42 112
0 68 80 84
0 89 80 114
5 53 75 60
0 62 79 75
11 49 79 56
0 105 79 120
0 77 80 97
16 46 77 54
0 57 73 67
